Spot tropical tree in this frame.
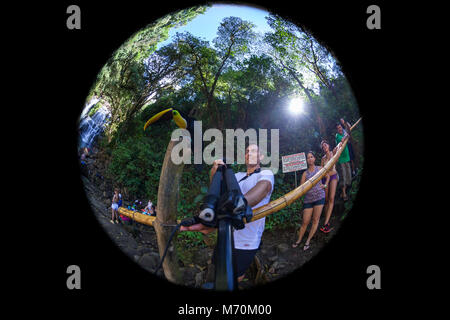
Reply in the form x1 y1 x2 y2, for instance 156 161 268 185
264 14 341 138
169 17 256 128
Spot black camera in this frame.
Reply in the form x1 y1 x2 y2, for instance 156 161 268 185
196 163 253 230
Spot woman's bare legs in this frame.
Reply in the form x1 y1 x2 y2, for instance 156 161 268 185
293 208 313 247
305 204 324 247
323 178 338 226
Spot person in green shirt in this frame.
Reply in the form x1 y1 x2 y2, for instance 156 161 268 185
335 124 351 201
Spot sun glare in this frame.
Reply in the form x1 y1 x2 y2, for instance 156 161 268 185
289 97 304 115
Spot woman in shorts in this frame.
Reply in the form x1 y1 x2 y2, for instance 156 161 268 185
292 151 327 251
320 140 339 233
111 189 120 224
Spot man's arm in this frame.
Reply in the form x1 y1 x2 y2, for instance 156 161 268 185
243 180 272 207
210 159 225 183
345 121 352 135
333 134 349 153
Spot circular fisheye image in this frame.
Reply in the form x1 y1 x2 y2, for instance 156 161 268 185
78 3 364 291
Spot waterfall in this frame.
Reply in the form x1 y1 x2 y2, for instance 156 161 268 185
78 97 111 149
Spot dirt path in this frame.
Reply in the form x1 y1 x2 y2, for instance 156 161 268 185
82 176 163 274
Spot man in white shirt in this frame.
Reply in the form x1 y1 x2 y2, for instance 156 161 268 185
180 144 274 282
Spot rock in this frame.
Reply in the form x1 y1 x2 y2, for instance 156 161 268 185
183 267 197 285
278 257 287 264
149 251 160 258
139 253 159 270
123 247 139 258
268 255 278 262
136 245 146 254
194 271 204 287
277 243 289 253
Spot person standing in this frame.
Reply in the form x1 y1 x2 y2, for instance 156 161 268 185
111 188 120 224
335 124 351 201
320 140 339 233
292 151 326 251
144 199 153 215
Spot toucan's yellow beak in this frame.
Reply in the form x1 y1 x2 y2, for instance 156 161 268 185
172 110 187 129
143 108 173 131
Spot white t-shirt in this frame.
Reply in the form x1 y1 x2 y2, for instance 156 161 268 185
233 169 274 250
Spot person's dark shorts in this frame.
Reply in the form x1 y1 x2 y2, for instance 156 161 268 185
303 198 325 209
233 248 258 277
212 246 259 277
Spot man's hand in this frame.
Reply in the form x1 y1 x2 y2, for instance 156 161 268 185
180 223 216 235
210 159 226 183
213 159 226 168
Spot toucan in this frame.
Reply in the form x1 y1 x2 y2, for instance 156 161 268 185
144 108 203 171
143 108 190 131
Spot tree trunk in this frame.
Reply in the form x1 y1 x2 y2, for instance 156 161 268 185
153 137 186 284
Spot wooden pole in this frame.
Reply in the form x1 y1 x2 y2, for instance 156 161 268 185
152 135 187 284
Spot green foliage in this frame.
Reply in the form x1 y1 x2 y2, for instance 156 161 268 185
106 117 170 200
176 231 205 249
264 172 303 230
175 231 207 266
176 165 210 219
87 102 102 117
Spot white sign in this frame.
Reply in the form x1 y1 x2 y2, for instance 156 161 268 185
282 152 307 173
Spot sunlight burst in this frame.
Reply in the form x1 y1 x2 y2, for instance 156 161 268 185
289 97 304 115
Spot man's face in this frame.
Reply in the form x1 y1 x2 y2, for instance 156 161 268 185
245 144 260 166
